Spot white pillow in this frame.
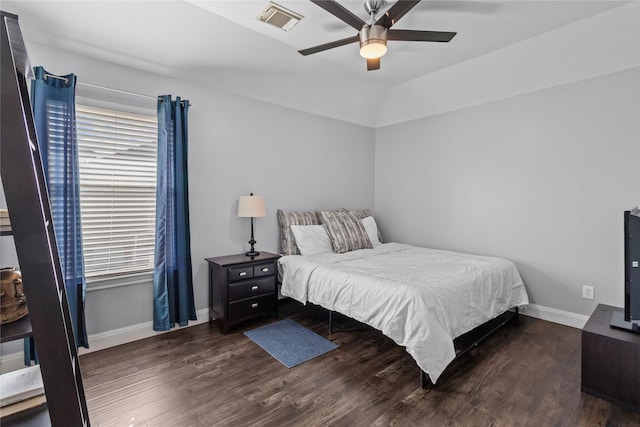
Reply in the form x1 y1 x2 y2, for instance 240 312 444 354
290 225 334 256
361 216 381 248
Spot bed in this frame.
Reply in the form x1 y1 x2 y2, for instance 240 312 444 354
276 209 530 385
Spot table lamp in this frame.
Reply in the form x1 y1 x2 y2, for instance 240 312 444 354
237 193 266 257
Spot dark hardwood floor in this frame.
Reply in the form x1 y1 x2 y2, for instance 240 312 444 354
79 302 640 426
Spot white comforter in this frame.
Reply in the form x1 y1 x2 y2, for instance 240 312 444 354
279 242 529 383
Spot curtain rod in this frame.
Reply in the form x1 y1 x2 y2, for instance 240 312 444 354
78 81 156 101
80 82 192 106
43 72 69 83
42 72 191 106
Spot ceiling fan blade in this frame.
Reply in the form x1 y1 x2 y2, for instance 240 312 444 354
388 29 456 42
376 0 421 28
310 0 366 31
367 57 380 71
299 35 359 56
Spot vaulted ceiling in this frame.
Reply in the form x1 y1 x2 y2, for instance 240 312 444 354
2 1 637 127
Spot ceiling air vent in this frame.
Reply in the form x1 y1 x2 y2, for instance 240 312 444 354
257 2 303 32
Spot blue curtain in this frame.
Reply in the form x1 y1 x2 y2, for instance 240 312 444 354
153 95 196 331
27 66 89 363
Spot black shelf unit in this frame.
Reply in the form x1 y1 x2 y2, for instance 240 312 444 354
0 315 33 344
1 11 90 426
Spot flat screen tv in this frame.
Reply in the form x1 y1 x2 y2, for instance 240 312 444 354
610 208 640 333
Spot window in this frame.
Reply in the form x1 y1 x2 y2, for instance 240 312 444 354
76 105 157 280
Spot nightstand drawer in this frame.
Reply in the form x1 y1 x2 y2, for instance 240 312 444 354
254 262 276 278
228 262 276 283
228 266 254 282
228 276 275 302
228 294 275 320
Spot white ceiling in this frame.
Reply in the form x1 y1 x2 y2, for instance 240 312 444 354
192 0 624 85
1 1 634 127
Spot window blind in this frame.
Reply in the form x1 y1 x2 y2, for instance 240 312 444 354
76 104 158 279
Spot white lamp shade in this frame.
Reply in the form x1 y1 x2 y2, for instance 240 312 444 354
238 195 266 218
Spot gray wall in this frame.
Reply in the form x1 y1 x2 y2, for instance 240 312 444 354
374 68 640 317
2 42 637 358
0 41 374 349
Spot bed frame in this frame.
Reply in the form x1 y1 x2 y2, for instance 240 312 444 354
327 306 520 388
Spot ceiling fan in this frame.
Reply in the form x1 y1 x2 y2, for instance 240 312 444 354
299 0 457 71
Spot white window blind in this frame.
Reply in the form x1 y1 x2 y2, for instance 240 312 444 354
76 104 158 279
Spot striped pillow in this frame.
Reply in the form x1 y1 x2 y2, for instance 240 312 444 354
318 210 373 254
277 210 320 255
338 208 383 243
344 208 371 219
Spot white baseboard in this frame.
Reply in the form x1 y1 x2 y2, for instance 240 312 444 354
520 303 589 329
0 308 209 374
78 307 210 355
1 304 588 374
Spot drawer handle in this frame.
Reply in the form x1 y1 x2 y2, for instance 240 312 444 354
239 271 247 277
261 267 269 272
251 285 259 291
251 303 259 309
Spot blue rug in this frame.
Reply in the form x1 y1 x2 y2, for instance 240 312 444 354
244 319 339 368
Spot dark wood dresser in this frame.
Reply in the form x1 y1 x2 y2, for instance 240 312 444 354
581 304 640 411
206 252 280 333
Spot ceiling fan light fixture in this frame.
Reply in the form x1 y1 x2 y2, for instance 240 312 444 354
360 40 387 59
300 1 455 71
359 25 387 59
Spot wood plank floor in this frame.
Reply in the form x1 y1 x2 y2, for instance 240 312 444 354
79 302 640 426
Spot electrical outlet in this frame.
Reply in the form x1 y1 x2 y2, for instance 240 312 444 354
582 285 595 300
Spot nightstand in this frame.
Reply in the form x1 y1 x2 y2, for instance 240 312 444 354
206 252 280 334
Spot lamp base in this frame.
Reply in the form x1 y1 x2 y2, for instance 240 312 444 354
245 250 260 257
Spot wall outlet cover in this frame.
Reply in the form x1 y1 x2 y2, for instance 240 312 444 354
582 285 595 300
